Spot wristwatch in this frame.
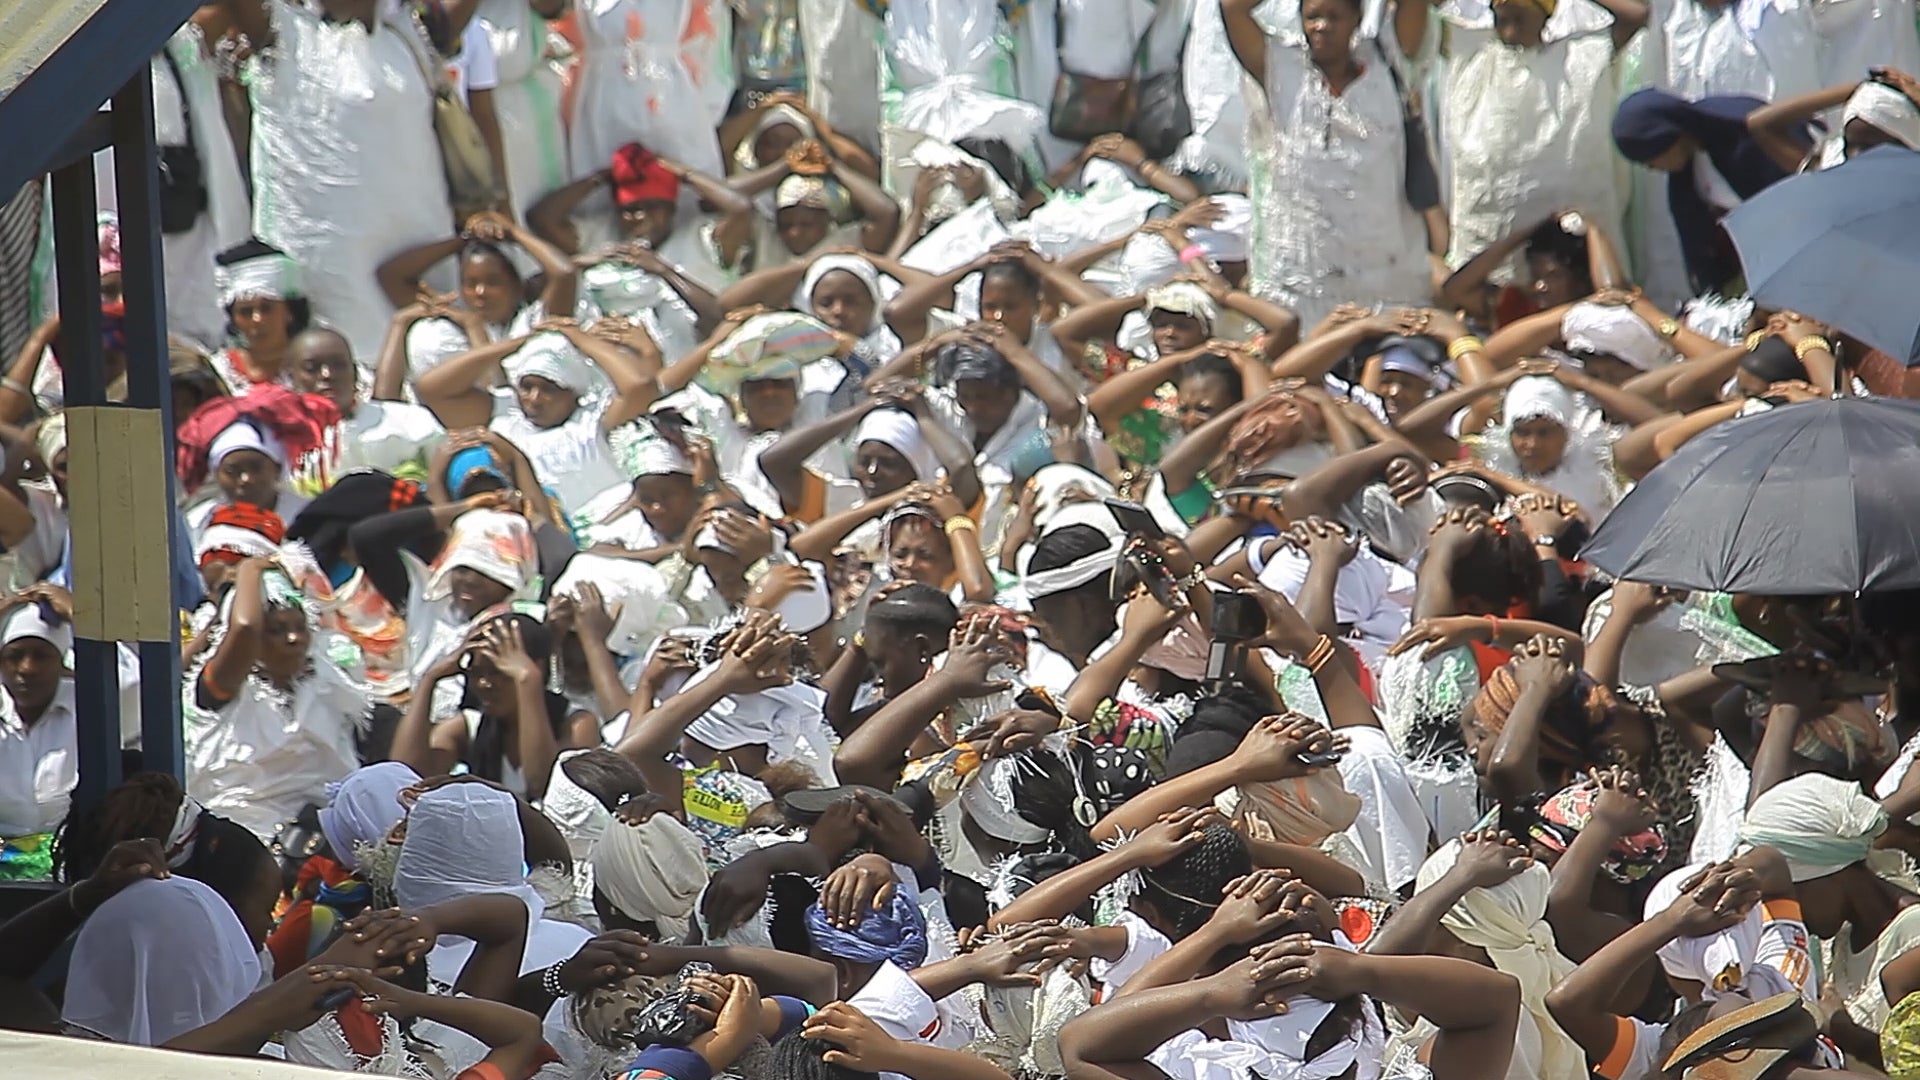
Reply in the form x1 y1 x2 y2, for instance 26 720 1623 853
1533 535 1560 549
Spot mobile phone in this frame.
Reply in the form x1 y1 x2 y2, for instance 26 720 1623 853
1296 748 1344 768
1104 498 1166 540
1469 804 1502 834
316 987 356 1010
1210 591 1268 643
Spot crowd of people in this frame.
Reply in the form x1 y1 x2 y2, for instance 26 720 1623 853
6 0 1920 1077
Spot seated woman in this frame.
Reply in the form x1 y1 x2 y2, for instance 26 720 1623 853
1746 72 1920 173
376 208 580 382
881 244 1104 387
414 320 660 516
293 325 445 486
206 239 310 393
186 554 364 842
391 612 591 799
175 385 340 540
760 395 981 533
789 483 996 607
645 309 856 516
1436 211 1626 331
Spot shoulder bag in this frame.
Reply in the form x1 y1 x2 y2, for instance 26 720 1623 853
394 11 504 225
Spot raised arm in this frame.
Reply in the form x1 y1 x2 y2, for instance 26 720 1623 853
1222 0 1270 87
527 171 609 256
376 234 469 310
415 333 530 429
1747 82 1854 172
200 557 272 699
830 158 904 254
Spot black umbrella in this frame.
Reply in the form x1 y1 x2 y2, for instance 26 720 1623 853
1580 397 1920 594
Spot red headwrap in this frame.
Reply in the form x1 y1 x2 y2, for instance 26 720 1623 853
208 501 287 544
176 384 340 494
609 143 680 208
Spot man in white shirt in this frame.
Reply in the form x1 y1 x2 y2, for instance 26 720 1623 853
0 597 80 877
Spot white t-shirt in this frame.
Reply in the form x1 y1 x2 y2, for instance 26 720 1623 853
1088 909 1174 1002
846 959 973 1080
0 681 78 837
339 400 445 478
446 20 501 105
488 391 626 516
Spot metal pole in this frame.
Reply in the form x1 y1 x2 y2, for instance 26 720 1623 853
49 155 123 811
110 66 184 779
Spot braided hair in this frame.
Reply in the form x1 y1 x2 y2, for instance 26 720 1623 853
1139 822 1251 940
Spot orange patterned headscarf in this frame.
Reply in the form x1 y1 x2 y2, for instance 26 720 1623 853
1471 663 1616 763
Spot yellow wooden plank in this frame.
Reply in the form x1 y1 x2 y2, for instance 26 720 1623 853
67 406 172 642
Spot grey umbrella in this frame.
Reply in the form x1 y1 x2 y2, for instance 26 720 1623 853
1580 396 1920 594
1722 145 1920 364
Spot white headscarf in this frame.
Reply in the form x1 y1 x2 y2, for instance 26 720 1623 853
1192 195 1252 262
502 332 597 397
209 420 288 470
1218 936 1386 1080
1502 376 1575 430
216 249 300 311
1415 841 1584 1080
1024 463 1117 534
0 600 74 655
1144 282 1220 335
319 761 419 872
550 553 687 656
63 876 263 1046
853 408 940 482
395 785 545 981
1738 772 1889 881
611 420 696 479
1643 861 1803 1002
589 811 710 940
1844 81 1920 150
1560 302 1675 372
1017 501 1124 600
422 509 537 603
797 255 886 335
35 412 66 465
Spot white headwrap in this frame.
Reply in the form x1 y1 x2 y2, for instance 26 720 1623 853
1738 772 1889 882
1217 935 1387 1080
1016 501 1125 600
798 255 886 334
319 761 419 872
550 553 687 656
1643 861 1802 1002
422 508 537 602
544 750 615 864
209 420 288 470
589 811 710 940
1192 194 1252 262
1415 842 1585 1080
1844 81 1920 150
216 250 300 311
776 174 834 211
611 421 696 479
1560 302 1676 372
1144 282 1220 335
853 408 941 483
1024 463 1117 534
503 332 597 396
35 412 66 466
0 600 74 655
680 668 835 776
735 104 815 170
394 785 546 982
62 876 263 1046
1502 376 1576 429
960 756 1052 845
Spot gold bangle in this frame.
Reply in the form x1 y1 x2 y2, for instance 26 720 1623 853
943 515 977 535
1793 336 1832 360
1446 336 1485 362
1656 318 1680 339
1302 634 1336 674
1745 331 1767 352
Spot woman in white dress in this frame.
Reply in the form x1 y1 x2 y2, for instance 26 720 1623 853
1223 0 1436 330
1408 0 1644 276
477 0 571 219
220 0 457 359
568 0 736 184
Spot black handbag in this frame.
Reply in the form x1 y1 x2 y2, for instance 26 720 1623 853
1048 0 1139 146
156 49 210 235
1376 41 1440 211
1129 19 1194 160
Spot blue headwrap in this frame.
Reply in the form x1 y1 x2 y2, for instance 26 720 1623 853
804 889 929 969
447 446 506 494
1612 89 1798 293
